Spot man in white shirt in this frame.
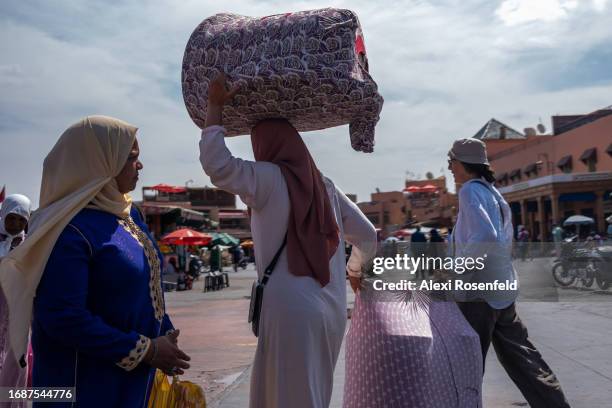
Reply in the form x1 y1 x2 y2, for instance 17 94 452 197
448 138 570 408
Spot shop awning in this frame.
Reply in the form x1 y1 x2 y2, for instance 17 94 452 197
559 192 596 202
218 211 248 219
210 232 240 246
141 204 205 221
149 183 187 194
579 147 597 163
557 155 572 169
420 184 438 192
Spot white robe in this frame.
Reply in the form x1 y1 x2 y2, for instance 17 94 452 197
199 126 377 408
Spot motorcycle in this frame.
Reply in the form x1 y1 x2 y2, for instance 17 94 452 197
188 256 203 280
552 236 597 288
591 245 612 290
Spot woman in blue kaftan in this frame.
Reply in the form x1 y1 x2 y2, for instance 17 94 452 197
0 116 190 408
32 207 173 407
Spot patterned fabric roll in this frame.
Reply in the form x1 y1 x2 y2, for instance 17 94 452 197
344 290 483 408
182 8 384 153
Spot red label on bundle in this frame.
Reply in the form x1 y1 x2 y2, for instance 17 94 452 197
355 35 366 55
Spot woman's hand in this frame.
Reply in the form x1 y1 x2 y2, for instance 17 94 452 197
207 73 241 108
348 275 362 293
145 330 191 376
204 73 240 128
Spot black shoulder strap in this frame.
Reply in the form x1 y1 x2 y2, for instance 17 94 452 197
471 179 505 224
260 233 288 286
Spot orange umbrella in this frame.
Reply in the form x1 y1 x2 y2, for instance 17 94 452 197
161 228 212 246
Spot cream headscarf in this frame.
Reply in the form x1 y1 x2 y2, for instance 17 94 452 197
0 115 137 359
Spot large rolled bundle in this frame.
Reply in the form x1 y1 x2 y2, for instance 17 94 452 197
181 8 384 152
344 292 483 407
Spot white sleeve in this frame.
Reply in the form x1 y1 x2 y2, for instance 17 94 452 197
199 126 281 210
336 185 377 277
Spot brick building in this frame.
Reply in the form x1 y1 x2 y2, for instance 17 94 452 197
358 191 409 233
139 184 251 239
403 176 457 227
475 109 612 239
356 176 457 234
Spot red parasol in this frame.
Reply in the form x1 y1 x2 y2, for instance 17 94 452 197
151 183 187 194
160 228 212 246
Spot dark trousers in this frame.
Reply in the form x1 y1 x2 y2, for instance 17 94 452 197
458 302 571 408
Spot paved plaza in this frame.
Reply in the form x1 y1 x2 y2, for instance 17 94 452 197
164 258 612 407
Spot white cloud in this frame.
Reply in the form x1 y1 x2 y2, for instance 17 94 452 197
496 0 610 26
496 0 578 26
592 0 609 11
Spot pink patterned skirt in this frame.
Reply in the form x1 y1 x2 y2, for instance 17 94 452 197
344 291 482 408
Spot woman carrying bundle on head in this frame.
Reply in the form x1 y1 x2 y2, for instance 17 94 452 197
198 74 377 408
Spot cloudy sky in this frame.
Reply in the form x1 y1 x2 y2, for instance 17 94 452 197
1 0 611 207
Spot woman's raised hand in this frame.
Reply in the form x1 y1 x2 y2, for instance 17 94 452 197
207 73 241 107
205 73 241 127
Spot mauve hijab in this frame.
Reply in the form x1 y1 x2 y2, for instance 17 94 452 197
251 119 339 287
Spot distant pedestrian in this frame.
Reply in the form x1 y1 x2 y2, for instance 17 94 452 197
410 226 427 279
0 194 31 259
231 245 242 272
166 257 179 279
517 225 530 261
0 193 32 400
209 245 222 272
552 224 564 258
427 228 445 276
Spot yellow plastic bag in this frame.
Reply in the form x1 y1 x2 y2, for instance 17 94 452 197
148 370 173 408
148 370 206 408
171 376 207 408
